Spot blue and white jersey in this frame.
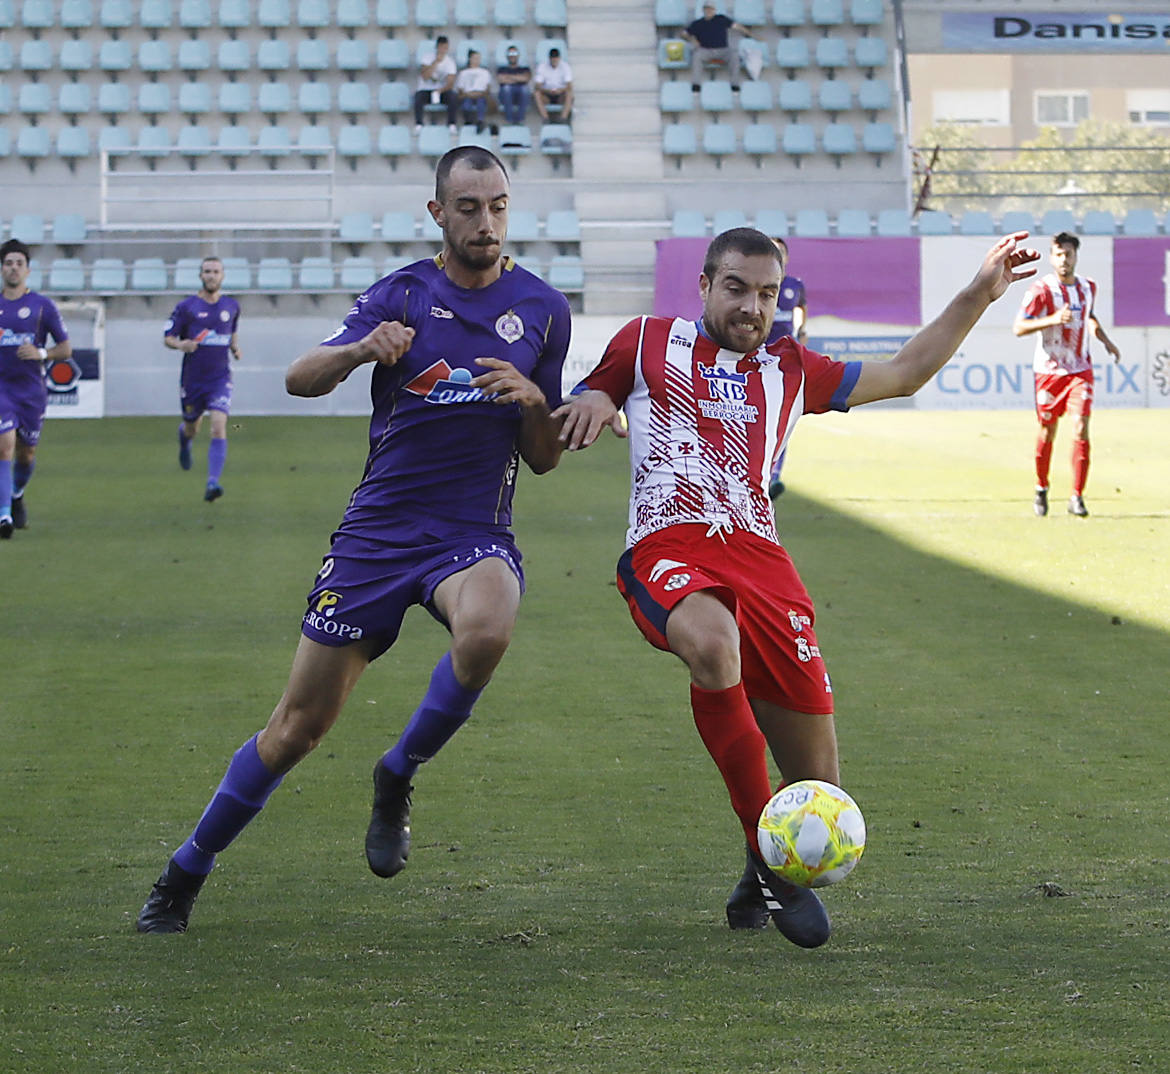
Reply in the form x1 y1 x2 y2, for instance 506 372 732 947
320 255 571 535
0 290 70 398
165 294 241 391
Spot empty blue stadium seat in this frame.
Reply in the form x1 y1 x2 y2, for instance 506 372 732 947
217 124 252 155
60 39 94 73
338 82 372 115
258 124 293 158
219 82 252 117
378 124 411 164
98 125 133 155
507 210 540 244
700 81 734 115
131 258 169 291
10 213 44 242
218 39 251 73
100 0 133 32
337 39 370 72
257 39 291 71
138 83 172 117
299 257 335 290
775 38 809 74
777 79 811 118
818 79 851 114
137 126 172 157
258 0 292 29
57 83 90 120
703 123 737 164
297 39 330 72
854 37 887 71
548 255 584 292
138 40 172 73
497 124 532 157
61 0 95 30
958 211 996 236
455 0 487 27
539 123 573 158
772 0 804 30
22 0 54 31
875 208 911 236
545 209 580 243
179 0 212 30
743 123 777 160
177 124 213 157
18 83 51 117
19 39 52 72
415 0 448 27
835 208 871 236
57 127 92 161
297 0 330 29
178 82 212 117
99 82 132 116
376 0 409 27
1040 209 1077 235
418 126 453 158
492 0 525 28
52 214 89 245
1122 208 1158 236
663 122 697 164
421 212 442 241
337 0 370 29
259 82 293 115
861 120 895 157
857 78 891 115
810 0 843 28
257 257 294 290
658 38 691 73
733 0 767 26
660 82 693 114
340 256 377 291
999 211 1034 234
0 129 11 157
0 83 9 113
379 81 411 114
795 208 830 236
178 39 212 72
299 83 332 116
298 125 333 158
851 0 883 27
380 210 416 242
822 122 856 162
339 211 375 243
713 209 749 233
534 0 567 28
139 0 172 31
338 125 373 162
781 122 815 162
815 37 848 74
377 39 411 71
90 258 128 292
1080 210 1116 236
739 80 773 113
672 209 707 237
219 0 250 28
916 209 952 235
173 258 202 291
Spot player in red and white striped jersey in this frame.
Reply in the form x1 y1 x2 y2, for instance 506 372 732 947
1013 232 1120 518
556 228 1038 948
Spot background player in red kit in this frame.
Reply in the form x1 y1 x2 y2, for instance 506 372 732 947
1012 231 1120 518
555 228 1038 949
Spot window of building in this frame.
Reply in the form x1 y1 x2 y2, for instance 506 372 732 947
1034 92 1089 127
1127 90 1170 126
932 89 1009 126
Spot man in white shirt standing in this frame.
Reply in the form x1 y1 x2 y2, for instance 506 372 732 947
454 49 494 133
414 34 459 132
533 47 573 122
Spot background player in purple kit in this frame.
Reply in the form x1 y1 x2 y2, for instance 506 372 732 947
0 238 72 539
137 147 571 933
766 236 807 499
164 256 242 502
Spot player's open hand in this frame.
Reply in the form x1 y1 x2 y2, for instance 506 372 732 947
360 321 415 367
552 390 627 451
472 357 545 408
974 232 1041 303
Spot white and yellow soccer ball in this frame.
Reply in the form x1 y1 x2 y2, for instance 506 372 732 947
757 780 866 888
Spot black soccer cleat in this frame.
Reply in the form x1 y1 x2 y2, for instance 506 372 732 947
0 515 12 540
1033 488 1048 517
768 479 786 500
365 762 413 878
1068 493 1088 517
204 483 224 502
11 493 26 530
136 859 208 934
178 430 191 471
749 849 832 949
726 846 771 930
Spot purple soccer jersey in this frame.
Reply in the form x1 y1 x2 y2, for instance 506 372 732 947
322 255 571 535
0 290 70 438
769 274 807 341
165 293 241 400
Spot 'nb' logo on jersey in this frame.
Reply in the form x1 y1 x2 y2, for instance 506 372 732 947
697 365 749 403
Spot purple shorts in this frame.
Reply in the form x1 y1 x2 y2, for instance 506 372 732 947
181 377 232 421
0 381 46 445
302 529 524 659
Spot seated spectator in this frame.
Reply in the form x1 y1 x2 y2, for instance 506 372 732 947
454 50 494 132
413 34 458 132
683 2 753 91
495 44 532 125
533 47 573 122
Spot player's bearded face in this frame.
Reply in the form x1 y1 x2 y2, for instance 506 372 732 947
2 255 29 289
435 164 509 273
700 253 780 353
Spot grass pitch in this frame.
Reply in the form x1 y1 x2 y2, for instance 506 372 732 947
2 410 1167 1074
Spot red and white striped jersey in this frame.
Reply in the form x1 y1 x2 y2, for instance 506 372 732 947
580 316 859 547
1019 272 1099 375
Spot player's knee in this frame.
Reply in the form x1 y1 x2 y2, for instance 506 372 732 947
451 622 512 683
261 703 332 769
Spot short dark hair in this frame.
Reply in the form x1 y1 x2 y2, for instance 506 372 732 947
436 34 449 45
703 227 782 281
1052 231 1080 250
0 238 32 263
548 48 560 57
434 146 509 201
200 256 223 268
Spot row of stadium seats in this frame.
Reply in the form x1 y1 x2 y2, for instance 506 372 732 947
671 207 1164 238
655 0 885 32
661 77 891 119
663 119 896 167
26 253 586 295
659 35 888 78
2 36 566 75
1 0 568 35
3 121 574 167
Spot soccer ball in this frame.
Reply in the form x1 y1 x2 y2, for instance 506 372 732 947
757 780 866 888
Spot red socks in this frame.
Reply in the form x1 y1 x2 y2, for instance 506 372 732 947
1034 432 1054 490
1071 438 1090 495
690 683 772 854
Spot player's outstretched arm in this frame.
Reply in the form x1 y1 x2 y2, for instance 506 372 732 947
848 233 1040 407
286 321 414 398
552 390 627 452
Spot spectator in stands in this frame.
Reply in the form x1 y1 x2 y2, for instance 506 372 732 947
414 35 459 133
533 47 573 122
496 45 532 125
684 2 753 92
455 49 494 133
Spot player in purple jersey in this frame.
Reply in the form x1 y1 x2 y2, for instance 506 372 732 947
137 147 571 933
766 236 807 499
0 239 72 539
164 256 242 502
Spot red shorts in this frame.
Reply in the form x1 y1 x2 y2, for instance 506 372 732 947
1034 370 1093 426
616 524 834 715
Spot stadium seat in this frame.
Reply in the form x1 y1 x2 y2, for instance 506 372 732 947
534 0 567 29
671 209 707 237
835 208 871 236
257 39 291 72
658 38 691 75
539 123 573 163
21 0 54 31
703 123 737 166
178 82 212 118
377 124 411 166
59 39 94 74
340 256 377 292
851 0 883 29
17 126 51 164
733 0 767 27
655 0 688 27
221 257 251 290
378 81 411 115
177 124 213 160
299 257 335 290
781 122 815 164
338 82 372 116
861 120 895 160
131 258 169 291
18 83 51 118
57 127 92 163
794 208 830 237
713 209 749 233
775 38 809 76
497 124 532 158
139 0 172 32
380 210 416 243
818 79 851 115
875 208 911 236
297 0 330 30
99 82 131 118
377 39 411 71
822 122 856 165
138 40 173 74
495 38 529 67
660 82 693 115
338 125 373 164
61 0 95 31
376 0 409 29
545 209 580 244
339 211 375 244
1122 208 1158 236
700 81 734 116
535 38 567 67
457 37 488 68
1040 209 1077 235
258 0 292 30
99 39 133 73
857 78 891 117
99 0 133 33
418 126 453 158
90 258 128 292
663 122 697 167
1080 210 1116 236
299 83 332 117
219 83 253 119
19 39 52 72
772 0 804 32
916 209 953 235
10 213 45 243
853 37 888 72
0 82 8 114
337 0 370 30
0 129 10 158
179 0 212 31
258 82 293 116
297 39 330 73
52 213 89 246
138 83 172 118
337 39 370 74
492 0 525 28
957 210 996 236
454 0 487 28
999 210 1034 234
743 123 777 162
777 79 812 119
548 255 584 293
810 0 844 29
739 80 773 114
216 124 253 158
218 39 251 74
98 125 133 156
49 259 86 293
297 125 333 159
172 257 202 291
137 125 173 159
421 212 442 241
257 257 294 290
414 0 448 27
218 0 250 29
178 39 212 73
815 37 848 76
257 124 293 159
508 209 540 245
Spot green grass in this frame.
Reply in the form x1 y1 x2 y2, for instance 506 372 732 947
2 411 1168 1073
